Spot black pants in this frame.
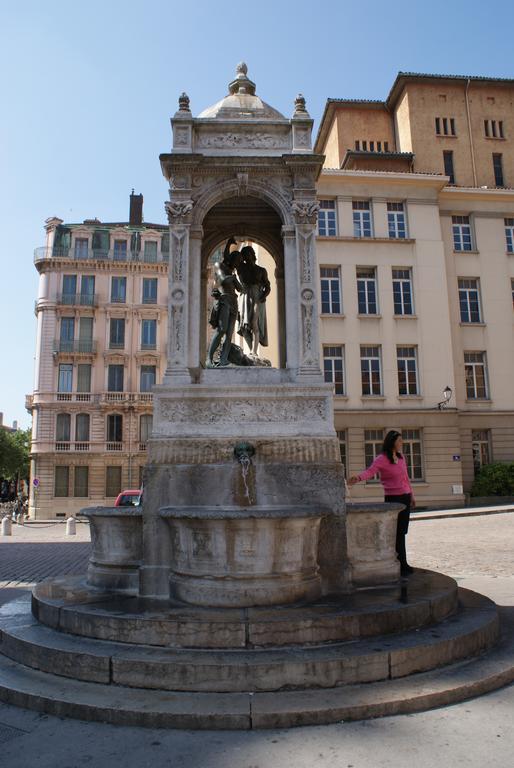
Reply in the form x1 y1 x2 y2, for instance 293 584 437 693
385 493 411 566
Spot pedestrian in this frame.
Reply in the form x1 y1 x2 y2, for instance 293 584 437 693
348 430 415 576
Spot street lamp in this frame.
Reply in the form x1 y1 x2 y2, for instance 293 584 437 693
437 385 453 410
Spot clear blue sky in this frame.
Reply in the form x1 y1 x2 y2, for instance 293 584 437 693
1 0 513 428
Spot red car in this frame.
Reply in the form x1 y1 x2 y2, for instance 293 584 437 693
114 489 142 507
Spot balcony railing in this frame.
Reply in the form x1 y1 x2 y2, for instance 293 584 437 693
56 293 98 307
106 441 123 452
35 247 169 264
55 441 91 452
100 392 153 405
53 340 97 355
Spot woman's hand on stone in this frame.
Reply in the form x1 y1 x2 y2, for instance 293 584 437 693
347 476 359 486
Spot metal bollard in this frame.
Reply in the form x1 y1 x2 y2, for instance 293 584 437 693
66 516 76 536
1 515 12 536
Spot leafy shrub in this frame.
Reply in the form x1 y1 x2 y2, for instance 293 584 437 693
470 462 514 497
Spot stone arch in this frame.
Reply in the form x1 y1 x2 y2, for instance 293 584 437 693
192 177 293 230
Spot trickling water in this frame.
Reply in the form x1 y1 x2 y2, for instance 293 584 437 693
240 454 252 504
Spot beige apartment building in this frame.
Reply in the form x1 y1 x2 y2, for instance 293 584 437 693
27 73 514 517
315 72 514 505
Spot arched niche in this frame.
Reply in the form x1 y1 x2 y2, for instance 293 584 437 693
199 194 286 368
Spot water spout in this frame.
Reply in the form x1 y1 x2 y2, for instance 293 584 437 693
234 442 255 505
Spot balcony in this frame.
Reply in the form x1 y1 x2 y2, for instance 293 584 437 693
34 247 169 264
25 394 33 410
53 340 97 355
56 293 98 307
106 441 123 452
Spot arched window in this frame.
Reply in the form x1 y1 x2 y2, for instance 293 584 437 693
56 413 71 442
76 413 90 443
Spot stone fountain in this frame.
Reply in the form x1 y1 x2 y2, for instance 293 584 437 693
0 65 512 729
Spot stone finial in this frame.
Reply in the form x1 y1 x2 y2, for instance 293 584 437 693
229 62 256 96
294 93 308 115
178 92 191 112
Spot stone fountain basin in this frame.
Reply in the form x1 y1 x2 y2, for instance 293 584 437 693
159 505 328 608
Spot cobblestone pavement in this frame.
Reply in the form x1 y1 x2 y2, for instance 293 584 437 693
0 522 91 592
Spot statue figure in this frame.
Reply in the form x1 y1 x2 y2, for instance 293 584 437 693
207 237 244 367
237 245 271 356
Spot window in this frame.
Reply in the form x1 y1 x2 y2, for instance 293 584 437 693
392 269 413 315
353 201 372 238
458 278 482 323
54 466 69 497
402 429 424 480
108 364 124 392
484 119 504 139
74 238 89 259
143 241 158 263
62 275 77 304
320 267 341 314
142 278 158 304
141 319 157 349
78 317 93 353
109 318 125 349
511 278 514 308
92 229 109 259
75 413 90 443
80 276 95 305
452 216 473 251
74 466 89 497
77 364 91 393
105 466 122 497
506 218 514 253
56 413 71 442
443 150 455 184
435 117 456 136
397 347 419 395
357 268 378 314
60 317 75 351
58 364 73 393
387 202 407 239
493 153 504 186
336 430 347 474
317 200 337 237
465 352 489 399
106 414 123 444
472 430 491 476
139 414 153 445
360 346 382 395
323 346 345 395
364 429 384 481
111 276 127 303
140 365 156 392
161 232 169 259
113 240 127 261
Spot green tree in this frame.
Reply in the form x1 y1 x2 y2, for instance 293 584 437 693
0 427 31 484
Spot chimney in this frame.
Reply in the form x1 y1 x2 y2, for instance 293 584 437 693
12 420 18 431
0 412 3 426
129 190 143 226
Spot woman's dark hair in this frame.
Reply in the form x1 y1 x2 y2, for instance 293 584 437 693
382 430 402 464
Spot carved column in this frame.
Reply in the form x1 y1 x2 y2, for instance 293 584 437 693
281 225 300 371
291 201 322 377
164 200 194 383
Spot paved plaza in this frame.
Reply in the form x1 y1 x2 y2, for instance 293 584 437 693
0 512 513 768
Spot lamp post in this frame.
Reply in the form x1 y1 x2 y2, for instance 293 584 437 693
437 385 453 410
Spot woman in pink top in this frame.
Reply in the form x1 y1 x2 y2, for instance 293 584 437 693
348 430 416 576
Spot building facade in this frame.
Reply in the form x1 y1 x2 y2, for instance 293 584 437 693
315 72 514 506
27 73 514 517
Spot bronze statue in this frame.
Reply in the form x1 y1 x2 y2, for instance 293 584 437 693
237 245 271 356
207 237 243 366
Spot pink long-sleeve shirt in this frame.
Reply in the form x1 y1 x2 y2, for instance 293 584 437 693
357 453 413 496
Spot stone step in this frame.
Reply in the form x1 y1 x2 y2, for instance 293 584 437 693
32 569 458 648
0 589 499 692
0 606 513 729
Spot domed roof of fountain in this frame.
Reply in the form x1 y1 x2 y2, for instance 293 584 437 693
197 63 287 121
